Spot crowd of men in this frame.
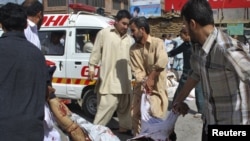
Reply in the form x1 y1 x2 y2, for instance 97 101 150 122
0 0 249 141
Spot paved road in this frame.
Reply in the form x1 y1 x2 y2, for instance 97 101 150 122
170 98 203 141
67 98 203 141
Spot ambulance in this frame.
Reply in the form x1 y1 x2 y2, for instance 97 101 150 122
0 5 115 118
38 11 114 118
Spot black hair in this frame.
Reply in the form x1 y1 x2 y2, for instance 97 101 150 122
180 27 188 34
181 0 214 26
162 34 167 38
51 31 64 37
0 2 27 31
134 6 140 13
129 16 150 34
115 9 131 21
89 30 98 37
21 0 44 17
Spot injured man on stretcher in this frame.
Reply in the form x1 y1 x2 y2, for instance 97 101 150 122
46 61 120 141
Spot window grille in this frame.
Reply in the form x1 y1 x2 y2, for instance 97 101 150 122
48 0 66 7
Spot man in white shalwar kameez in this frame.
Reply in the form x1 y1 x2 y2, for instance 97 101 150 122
88 9 133 134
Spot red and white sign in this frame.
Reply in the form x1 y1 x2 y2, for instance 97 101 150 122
165 0 187 11
209 0 250 8
42 15 69 27
81 66 99 77
165 0 250 11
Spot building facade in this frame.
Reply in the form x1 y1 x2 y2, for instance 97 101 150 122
42 0 249 40
43 0 129 15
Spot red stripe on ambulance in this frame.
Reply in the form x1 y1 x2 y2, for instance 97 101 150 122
66 78 71 84
56 78 63 83
52 78 96 85
75 79 81 84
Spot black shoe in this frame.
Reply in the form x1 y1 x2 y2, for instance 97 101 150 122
169 131 177 141
132 137 154 141
109 127 119 130
118 130 133 136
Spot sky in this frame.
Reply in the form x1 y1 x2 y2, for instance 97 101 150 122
0 0 42 4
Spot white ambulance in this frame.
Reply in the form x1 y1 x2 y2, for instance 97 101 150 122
0 8 114 118
38 11 114 118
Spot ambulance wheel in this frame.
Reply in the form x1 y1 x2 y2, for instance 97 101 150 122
81 89 97 118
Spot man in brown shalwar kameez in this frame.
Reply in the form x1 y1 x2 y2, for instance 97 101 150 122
129 17 169 135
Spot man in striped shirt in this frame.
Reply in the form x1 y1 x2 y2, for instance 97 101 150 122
173 0 250 141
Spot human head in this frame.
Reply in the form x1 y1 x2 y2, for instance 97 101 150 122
167 34 172 40
0 2 27 32
50 31 64 45
232 35 238 40
181 0 214 43
129 16 150 43
114 9 131 36
22 0 44 30
89 30 98 43
244 35 250 45
133 6 140 17
179 27 190 42
162 34 167 40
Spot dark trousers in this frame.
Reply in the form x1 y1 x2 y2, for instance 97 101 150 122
173 72 204 114
202 122 208 141
195 82 204 114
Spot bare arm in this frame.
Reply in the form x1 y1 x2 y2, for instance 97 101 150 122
172 77 198 113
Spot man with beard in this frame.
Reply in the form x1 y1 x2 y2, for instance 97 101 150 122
172 0 250 141
23 0 44 50
129 16 169 136
88 9 133 134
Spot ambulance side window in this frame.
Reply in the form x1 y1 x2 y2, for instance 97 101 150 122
39 30 66 56
76 29 99 53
